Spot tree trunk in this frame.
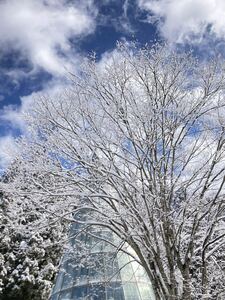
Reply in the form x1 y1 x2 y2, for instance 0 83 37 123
182 265 192 300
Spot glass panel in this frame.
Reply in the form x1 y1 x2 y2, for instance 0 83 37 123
107 282 125 300
118 253 135 282
90 240 104 253
90 254 105 282
71 284 107 300
105 254 121 280
88 284 106 300
137 283 155 300
50 293 58 300
62 260 74 288
53 270 64 293
72 266 80 285
80 265 88 281
122 282 141 300
72 285 87 300
58 290 72 300
131 262 149 283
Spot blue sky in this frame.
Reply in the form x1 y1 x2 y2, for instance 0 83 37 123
1 0 225 169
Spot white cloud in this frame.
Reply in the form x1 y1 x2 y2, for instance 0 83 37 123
1 44 125 137
138 0 225 43
0 78 71 170
0 44 120 171
0 0 98 171
1 78 70 132
0 0 97 76
0 135 18 173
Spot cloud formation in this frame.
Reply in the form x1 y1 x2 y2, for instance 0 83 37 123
0 0 98 170
0 78 72 171
0 135 18 173
138 0 225 43
0 0 96 76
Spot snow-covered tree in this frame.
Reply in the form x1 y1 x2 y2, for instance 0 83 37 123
0 162 67 300
2 43 225 299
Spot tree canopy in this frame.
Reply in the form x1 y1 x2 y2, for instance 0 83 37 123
2 43 225 299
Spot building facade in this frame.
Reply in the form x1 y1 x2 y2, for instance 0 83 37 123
50 213 155 300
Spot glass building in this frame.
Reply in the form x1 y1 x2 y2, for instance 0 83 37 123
50 213 155 300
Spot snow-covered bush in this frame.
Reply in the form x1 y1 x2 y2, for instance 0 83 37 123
0 171 67 300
